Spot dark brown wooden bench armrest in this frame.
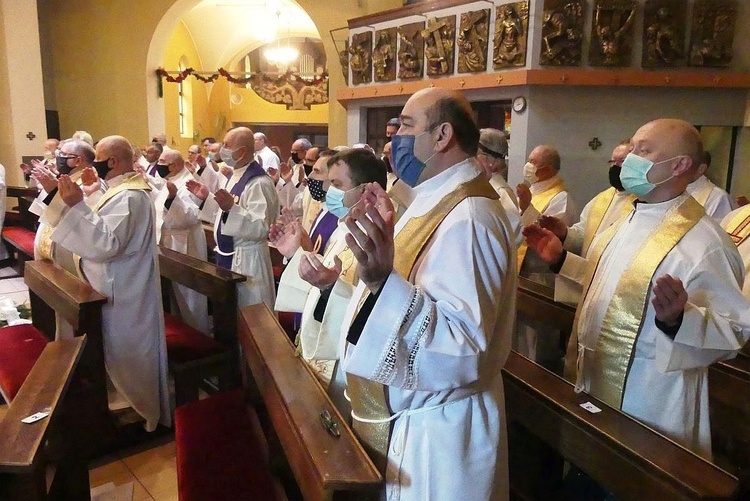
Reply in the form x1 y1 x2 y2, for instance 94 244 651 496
239 303 382 500
503 351 740 500
158 246 245 302
6 186 40 199
24 260 107 333
516 277 576 330
0 336 86 472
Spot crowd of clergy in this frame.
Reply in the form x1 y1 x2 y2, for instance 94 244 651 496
12 86 750 500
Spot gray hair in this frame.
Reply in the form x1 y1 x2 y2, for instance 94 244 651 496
64 139 95 164
72 130 94 146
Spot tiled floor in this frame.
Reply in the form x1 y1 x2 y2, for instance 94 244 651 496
0 264 177 500
89 438 178 501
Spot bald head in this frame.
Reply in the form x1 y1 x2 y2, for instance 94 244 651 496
629 119 703 202
224 127 255 167
159 149 185 176
397 88 479 184
96 135 135 179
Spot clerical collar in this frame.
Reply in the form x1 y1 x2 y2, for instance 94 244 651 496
530 175 560 194
632 192 688 211
411 157 477 198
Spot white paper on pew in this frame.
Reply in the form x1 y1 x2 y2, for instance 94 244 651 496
274 248 313 313
580 401 602 414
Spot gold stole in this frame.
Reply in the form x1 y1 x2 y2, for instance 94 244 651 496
581 188 636 256
723 205 750 246
564 195 704 408
517 178 566 271
691 179 714 207
346 175 500 472
72 174 151 279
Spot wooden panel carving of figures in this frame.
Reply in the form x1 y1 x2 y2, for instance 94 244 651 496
540 1 585 66
493 2 529 69
373 28 397 82
457 9 489 73
398 22 424 80
349 32 372 85
589 1 637 66
422 16 456 77
689 0 737 67
642 0 687 67
339 40 349 84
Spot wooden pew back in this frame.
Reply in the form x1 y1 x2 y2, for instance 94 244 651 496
238 303 382 501
504 351 742 500
0 337 89 500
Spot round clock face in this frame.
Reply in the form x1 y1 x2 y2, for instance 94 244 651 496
513 96 526 112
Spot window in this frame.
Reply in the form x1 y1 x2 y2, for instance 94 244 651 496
178 57 193 138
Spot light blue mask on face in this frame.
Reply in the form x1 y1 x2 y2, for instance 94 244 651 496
620 152 681 198
325 185 364 219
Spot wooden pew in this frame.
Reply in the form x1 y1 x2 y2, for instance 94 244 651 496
238 303 382 500
0 337 90 501
503 351 745 500
6 185 40 232
516 279 750 480
157 245 247 404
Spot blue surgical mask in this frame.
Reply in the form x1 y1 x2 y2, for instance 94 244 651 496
325 184 363 219
325 186 349 219
391 130 436 187
620 153 680 198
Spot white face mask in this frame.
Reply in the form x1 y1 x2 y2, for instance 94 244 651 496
523 162 538 184
220 146 242 168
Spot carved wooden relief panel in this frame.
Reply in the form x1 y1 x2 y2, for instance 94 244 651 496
539 0 585 66
349 31 373 85
422 16 456 76
493 2 529 69
457 9 490 73
589 1 637 66
689 0 737 67
398 22 424 80
373 28 397 82
642 0 687 67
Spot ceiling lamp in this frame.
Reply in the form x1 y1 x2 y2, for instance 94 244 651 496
264 10 298 67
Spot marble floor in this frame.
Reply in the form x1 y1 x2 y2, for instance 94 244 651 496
0 264 178 500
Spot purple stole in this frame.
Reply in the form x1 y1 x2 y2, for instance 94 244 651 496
309 210 339 255
215 161 266 269
147 163 158 176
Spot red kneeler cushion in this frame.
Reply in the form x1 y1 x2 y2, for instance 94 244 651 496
163 313 226 364
1 226 36 257
0 324 48 401
175 390 278 501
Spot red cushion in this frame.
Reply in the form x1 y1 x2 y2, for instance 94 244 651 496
164 313 227 365
2 226 36 257
175 390 278 501
0 324 48 401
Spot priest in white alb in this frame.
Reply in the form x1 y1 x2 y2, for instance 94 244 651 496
340 88 516 500
51 135 170 432
524 119 750 460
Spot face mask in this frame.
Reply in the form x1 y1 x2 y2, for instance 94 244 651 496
208 152 220 162
303 163 313 177
92 158 110 179
608 165 624 191
56 155 74 175
291 152 301 164
220 146 241 168
308 178 326 202
391 131 436 187
325 185 362 219
156 163 170 178
523 162 538 184
620 153 680 198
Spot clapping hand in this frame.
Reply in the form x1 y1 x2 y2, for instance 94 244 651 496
299 252 341 290
58 175 84 207
31 164 58 193
214 189 235 212
344 183 395 293
538 215 568 241
522 224 564 264
516 183 531 213
186 179 209 201
652 275 687 327
166 181 178 199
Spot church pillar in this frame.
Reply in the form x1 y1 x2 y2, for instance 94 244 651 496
0 0 48 186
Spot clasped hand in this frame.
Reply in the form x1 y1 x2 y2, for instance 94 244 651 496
344 183 395 293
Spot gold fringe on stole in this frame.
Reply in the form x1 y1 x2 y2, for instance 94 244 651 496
581 188 636 256
517 178 567 272
724 205 750 246
565 195 704 408
346 175 500 473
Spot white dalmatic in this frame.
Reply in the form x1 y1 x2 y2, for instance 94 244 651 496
341 160 515 501
155 167 209 333
52 172 171 431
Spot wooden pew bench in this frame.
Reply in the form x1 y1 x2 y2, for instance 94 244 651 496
175 389 284 501
2 186 41 268
0 337 90 500
238 303 382 500
158 246 246 407
517 277 750 479
503 351 745 500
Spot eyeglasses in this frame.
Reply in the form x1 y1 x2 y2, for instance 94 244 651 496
57 153 79 159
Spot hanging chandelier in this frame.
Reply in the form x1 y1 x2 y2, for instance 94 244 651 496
264 10 298 67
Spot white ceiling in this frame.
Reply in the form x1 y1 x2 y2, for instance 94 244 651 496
180 0 322 70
